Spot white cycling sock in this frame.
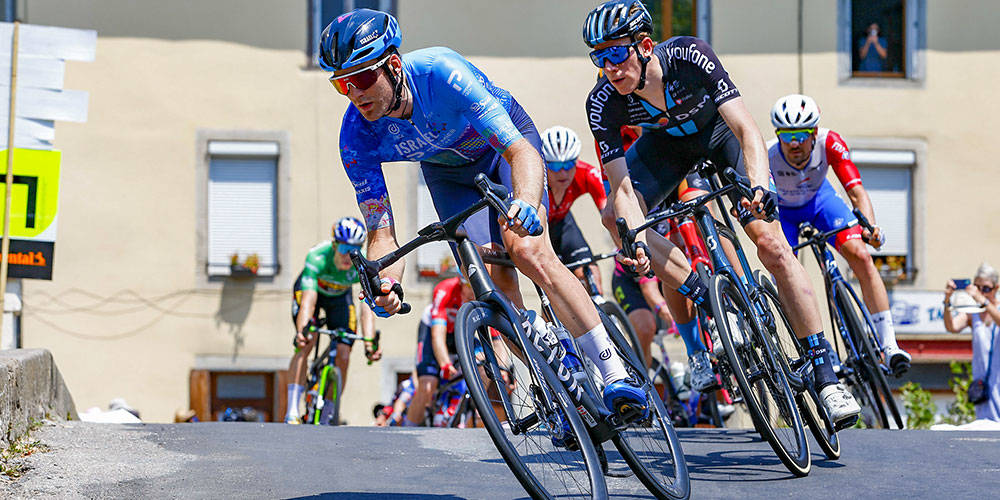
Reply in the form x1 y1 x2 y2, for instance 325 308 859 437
286 384 304 419
871 310 899 351
576 323 629 386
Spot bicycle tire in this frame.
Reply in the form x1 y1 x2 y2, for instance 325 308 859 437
600 309 690 499
710 273 811 476
833 283 888 428
648 357 691 428
600 300 646 372
834 282 903 429
455 301 608 500
754 272 840 459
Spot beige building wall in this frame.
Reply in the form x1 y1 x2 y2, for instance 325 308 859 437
14 0 1000 422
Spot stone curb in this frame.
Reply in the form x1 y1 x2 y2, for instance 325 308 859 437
0 349 77 449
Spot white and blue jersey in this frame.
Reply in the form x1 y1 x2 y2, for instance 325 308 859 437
340 47 524 231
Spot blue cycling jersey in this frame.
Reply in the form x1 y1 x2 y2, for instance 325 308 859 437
340 47 524 231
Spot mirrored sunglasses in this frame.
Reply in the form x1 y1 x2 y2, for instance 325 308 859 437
546 160 576 172
329 55 391 95
589 45 633 68
776 128 815 144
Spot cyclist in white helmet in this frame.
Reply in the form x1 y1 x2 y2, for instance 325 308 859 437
541 125 607 292
284 217 380 424
768 94 911 375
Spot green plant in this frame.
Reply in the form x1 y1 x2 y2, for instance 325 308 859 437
944 361 977 425
901 381 936 429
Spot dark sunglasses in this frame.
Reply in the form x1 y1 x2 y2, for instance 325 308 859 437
590 44 634 68
336 243 361 254
979 284 995 294
329 55 391 95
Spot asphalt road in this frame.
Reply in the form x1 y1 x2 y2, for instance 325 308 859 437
3 421 999 499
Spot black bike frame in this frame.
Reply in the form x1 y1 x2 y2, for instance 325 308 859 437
351 174 622 443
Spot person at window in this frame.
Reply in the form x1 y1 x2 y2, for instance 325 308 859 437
768 94 911 376
944 262 1000 421
857 23 888 72
284 217 380 425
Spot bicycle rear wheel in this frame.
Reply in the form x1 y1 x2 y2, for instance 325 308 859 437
834 282 904 429
600 300 646 372
753 272 840 460
455 302 607 500
710 273 811 476
600 310 690 499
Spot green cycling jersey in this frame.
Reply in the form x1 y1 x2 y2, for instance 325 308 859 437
300 241 361 297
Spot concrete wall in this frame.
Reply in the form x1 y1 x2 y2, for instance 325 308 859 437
11 0 1000 423
0 349 76 448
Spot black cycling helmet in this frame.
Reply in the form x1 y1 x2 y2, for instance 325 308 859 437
582 0 654 90
583 0 653 48
317 9 401 72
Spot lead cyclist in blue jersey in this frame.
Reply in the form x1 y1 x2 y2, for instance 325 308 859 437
318 8 647 424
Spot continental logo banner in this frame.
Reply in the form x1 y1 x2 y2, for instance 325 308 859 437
1 148 61 280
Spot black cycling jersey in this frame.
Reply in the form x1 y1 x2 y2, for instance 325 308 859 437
587 36 740 165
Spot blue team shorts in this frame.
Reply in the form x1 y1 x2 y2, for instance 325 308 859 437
777 180 862 251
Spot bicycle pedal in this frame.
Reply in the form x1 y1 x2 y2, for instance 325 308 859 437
616 403 646 425
833 414 859 431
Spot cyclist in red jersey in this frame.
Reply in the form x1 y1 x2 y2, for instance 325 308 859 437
404 275 474 426
769 94 910 374
541 126 608 292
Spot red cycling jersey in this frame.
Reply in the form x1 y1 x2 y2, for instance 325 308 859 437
548 160 608 223
767 128 862 207
424 277 464 333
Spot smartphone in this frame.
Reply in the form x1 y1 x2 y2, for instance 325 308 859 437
953 279 971 289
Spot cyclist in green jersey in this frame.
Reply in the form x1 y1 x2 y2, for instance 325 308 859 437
285 217 379 424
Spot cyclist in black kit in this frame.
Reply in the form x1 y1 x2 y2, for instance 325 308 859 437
583 0 860 425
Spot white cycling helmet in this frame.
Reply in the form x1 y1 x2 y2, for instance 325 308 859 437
332 216 366 246
770 94 821 129
540 126 582 163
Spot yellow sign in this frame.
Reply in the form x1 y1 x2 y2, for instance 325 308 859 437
0 148 60 240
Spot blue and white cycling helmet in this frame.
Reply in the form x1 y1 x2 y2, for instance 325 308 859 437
583 0 653 48
317 9 401 72
333 217 367 246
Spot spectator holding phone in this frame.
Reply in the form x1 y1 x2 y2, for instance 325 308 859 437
944 262 1000 421
858 22 888 72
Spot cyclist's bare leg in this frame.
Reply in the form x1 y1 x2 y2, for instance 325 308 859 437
289 333 320 388
406 375 439 426
334 343 352 397
743 219 822 339
627 308 656 368
839 238 889 314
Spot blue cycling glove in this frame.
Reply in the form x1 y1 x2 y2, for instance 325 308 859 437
507 198 542 236
364 277 401 318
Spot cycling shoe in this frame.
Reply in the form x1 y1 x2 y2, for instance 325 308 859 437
603 377 649 423
689 350 721 392
884 346 912 377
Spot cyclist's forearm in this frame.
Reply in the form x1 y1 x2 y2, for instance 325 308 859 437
367 225 405 282
718 98 769 188
639 278 666 310
431 324 451 367
608 162 647 244
503 139 545 208
846 185 876 225
295 291 319 333
360 301 375 338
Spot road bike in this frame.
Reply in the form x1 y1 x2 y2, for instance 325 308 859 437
301 326 380 426
791 209 904 430
617 165 812 476
351 174 689 500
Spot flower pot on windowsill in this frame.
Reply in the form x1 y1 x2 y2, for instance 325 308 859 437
229 264 258 279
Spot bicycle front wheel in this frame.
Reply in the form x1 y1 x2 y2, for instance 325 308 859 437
834 281 904 429
710 273 811 476
600 309 690 499
754 272 840 459
455 302 608 500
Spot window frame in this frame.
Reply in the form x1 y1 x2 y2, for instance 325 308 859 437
195 130 291 288
839 137 927 289
307 0 398 67
838 0 926 87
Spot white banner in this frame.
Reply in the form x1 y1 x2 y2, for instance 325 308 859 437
889 289 948 334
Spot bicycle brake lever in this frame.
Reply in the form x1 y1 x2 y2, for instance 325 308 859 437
851 208 878 245
350 250 411 315
475 173 543 237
